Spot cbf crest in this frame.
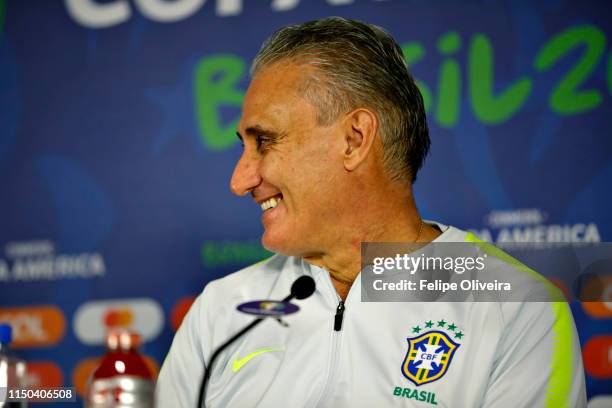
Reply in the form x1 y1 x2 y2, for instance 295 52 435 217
401 319 463 386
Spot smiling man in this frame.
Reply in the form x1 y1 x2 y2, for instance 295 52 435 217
156 17 586 407
232 59 439 299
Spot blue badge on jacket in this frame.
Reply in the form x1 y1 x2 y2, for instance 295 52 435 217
237 300 300 317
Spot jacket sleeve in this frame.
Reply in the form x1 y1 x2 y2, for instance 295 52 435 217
481 301 587 408
156 283 215 408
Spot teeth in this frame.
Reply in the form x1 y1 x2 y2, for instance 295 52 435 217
260 196 282 211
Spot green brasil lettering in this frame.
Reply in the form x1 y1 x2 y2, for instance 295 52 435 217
393 386 438 405
193 24 612 150
194 55 245 151
468 33 532 125
401 42 432 112
435 32 461 127
201 240 272 268
534 25 606 115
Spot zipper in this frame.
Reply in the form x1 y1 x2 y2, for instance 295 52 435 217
314 306 343 407
334 300 345 331
310 267 354 407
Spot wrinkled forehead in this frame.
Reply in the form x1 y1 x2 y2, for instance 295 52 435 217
239 62 320 133
245 61 312 108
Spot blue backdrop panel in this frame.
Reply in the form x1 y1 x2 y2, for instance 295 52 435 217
0 0 610 405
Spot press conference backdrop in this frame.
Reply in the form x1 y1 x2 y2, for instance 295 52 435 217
0 0 610 406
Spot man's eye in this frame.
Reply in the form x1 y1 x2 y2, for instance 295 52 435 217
256 136 271 150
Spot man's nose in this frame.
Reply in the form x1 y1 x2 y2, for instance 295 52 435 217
230 154 262 196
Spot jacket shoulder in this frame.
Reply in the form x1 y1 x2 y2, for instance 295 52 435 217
203 254 300 301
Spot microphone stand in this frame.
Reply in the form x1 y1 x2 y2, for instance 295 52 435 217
196 293 295 408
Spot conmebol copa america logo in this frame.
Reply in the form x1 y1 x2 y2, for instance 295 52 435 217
73 298 163 345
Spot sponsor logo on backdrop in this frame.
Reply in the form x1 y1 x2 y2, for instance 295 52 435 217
0 305 66 348
0 240 106 282
581 275 612 318
26 361 64 388
104 308 134 328
583 336 612 378
171 296 196 331
72 356 159 397
470 209 601 244
73 298 164 345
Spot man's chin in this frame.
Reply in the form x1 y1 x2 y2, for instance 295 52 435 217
261 236 286 255
261 232 299 257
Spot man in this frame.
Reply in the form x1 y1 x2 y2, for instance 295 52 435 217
157 17 586 407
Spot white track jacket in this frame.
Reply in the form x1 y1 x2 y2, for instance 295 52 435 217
156 224 586 408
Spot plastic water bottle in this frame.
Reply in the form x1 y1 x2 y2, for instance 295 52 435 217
87 330 154 408
0 323 28 408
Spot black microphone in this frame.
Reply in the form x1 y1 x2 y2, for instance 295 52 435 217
196 275 316 408
285 275 316 301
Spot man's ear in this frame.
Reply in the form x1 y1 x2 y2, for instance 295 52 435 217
343 108 378 172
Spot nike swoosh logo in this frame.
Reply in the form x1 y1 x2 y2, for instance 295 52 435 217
232 347 283 373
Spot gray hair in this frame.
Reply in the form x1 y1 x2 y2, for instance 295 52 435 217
251 17 430 183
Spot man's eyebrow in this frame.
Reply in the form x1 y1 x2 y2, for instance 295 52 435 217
239 125 286 141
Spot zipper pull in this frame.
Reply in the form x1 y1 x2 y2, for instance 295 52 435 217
334 300 345 331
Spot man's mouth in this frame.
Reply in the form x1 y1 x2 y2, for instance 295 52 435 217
260 195 283 211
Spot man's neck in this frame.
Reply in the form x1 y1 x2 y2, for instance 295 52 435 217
303 214 442 301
